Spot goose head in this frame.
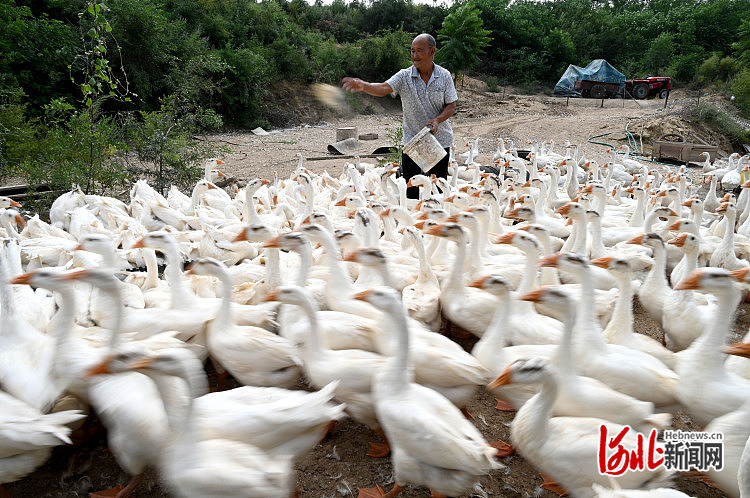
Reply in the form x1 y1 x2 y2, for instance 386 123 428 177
343 247 386 268
493 230 540 253
10 267 68 290
185 257 227 278
423 222 467 242
538 252 589 274
352 286 402 312
627 232 664 249
554 202 584 219
0 196 21 209
488 357 553 390
86 348 208 397
75 233 115 254
264 285 315 308
466 274 510 297
131 230 178 251
233 223 275 243
591 255 631 275
667 232 699 252
519 285 573 316
674 267 737 295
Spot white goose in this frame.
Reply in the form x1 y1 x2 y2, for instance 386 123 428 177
591 256 677 369
673 268 750 425
355 287 501 497
489 357 674 498
186 258 302 388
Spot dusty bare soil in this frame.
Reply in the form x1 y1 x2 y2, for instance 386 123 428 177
7 78 743 497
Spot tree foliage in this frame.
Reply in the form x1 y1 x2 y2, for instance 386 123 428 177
435 3 492 80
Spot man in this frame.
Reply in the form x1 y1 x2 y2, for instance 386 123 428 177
342 33 457 198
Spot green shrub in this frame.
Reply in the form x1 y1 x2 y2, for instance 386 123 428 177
692 102 750 146
730 69 750 117
485 75 500 92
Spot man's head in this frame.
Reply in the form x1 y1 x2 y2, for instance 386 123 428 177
411 34 436 73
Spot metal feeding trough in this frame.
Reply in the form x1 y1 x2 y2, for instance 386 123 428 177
651 134 718 163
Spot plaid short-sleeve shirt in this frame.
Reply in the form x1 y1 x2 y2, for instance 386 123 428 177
386 63 457 148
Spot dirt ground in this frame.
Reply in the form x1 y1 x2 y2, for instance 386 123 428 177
7 79 745 497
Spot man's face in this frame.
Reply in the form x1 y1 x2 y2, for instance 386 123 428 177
410 38 434 71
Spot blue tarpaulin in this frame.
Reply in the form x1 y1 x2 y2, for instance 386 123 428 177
554 59 626 96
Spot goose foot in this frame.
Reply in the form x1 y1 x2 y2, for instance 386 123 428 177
367 441 391 458
357 483 404 497
319 420 337 442
90 473 143 498
367 428 390 457
489 440 514 457
494 399 516 411
429 491 449 498
460 407 474 420
540 473 568 496
89 485 123 497
683 470 720 488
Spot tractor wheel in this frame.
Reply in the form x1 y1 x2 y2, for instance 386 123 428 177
590 84 606 99
659 89 670 99
633 83 648 99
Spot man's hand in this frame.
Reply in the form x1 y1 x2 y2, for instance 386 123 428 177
342 77 364 93
426 118 440 134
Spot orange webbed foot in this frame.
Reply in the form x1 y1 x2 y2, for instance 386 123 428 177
89 485 124 498
494 399 517 411
367 441 391 458
489 440 514 457
358 485 386 498
540 473 568 496
460 407 474 420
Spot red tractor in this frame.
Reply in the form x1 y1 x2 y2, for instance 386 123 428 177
624 77 672 99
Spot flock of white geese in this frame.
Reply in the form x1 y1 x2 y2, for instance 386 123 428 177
3 143 750 498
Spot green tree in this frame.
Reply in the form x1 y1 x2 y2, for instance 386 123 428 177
435 3 492 82
734 18 750 65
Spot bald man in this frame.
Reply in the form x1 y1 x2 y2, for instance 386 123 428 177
343 33 457 198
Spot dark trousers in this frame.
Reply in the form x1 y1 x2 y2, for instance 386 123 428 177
401 147 451 199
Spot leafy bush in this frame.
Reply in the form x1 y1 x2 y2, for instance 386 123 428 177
730 69 750 117
484 75 500 92
123 95 228 194
692 102 750 146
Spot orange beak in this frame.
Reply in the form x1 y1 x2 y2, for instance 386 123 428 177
519 287 547 302
216 159 225 165
665 220 681 230
627 234 645 245
263 235 282 248
487 365 513 390
263 290 280 302
538 253 561 268
555 203 572 216
730 267 750 282
334 198 347 207
590 256 614 269
494 232 516 244
10 199 21 208
467 275 490 289
57 268 90 281
232 230 248 243
424 223 444 237
131 237 147 249
9 271 35 285
413 220 426 230
352 289 372 302
673 270 703 291
723 342 750 358
84 354 115 377
667 233 688 247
